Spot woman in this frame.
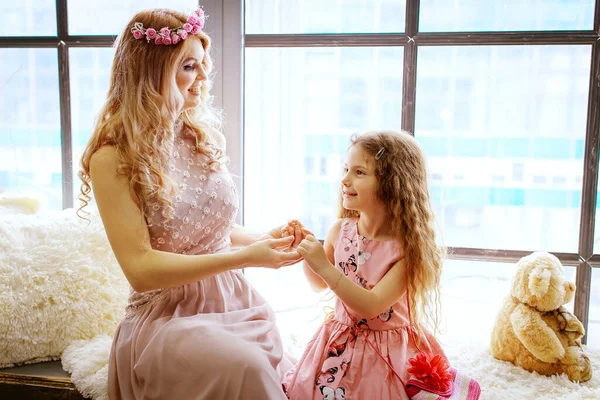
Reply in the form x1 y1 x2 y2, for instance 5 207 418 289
78 8 299 400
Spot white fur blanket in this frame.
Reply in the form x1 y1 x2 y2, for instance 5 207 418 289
62 333 600 400
0 209 129 368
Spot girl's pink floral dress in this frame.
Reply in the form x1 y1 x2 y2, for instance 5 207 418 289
282 218 445 400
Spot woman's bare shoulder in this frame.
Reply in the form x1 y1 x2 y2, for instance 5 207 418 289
89 145 119 173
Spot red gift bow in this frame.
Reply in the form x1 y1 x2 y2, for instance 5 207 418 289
407 352 453 392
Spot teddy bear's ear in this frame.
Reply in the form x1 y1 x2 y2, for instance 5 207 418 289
528 266 552 298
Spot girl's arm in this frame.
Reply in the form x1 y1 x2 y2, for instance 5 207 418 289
90 146 301 293
298 235 406 319
300 219 342 292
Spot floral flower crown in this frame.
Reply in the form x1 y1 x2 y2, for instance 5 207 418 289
131 7 206 45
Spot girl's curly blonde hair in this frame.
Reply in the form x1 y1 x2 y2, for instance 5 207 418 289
78 9 222 222
338 130 445 335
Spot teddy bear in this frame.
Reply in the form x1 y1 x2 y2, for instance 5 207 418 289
490 251 592 382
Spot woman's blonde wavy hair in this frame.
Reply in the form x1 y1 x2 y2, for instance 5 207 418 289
78 9 222 221
338 130 445 336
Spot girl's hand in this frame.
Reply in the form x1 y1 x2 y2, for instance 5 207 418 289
244 236 302 269
282 219 315 250
297 235 329 273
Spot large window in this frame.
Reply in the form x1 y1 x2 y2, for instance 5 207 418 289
240 0 600 351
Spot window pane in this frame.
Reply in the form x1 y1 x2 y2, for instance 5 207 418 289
244 47 403 239
70 48 115 205
245 0 406 34
589 267 600 349
420 0 594 32
0 49 61 210
0 1 56 36
439 260 576 346
68 0 199 35
415 45 591 252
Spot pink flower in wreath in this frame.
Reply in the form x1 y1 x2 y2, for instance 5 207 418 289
132 30 143 40
191 24 201 34
145 28 157 39
154 36 163 45
180 30 188 40
183 23 193 32
197 17 205 29
163 36 172 45
160 27 170 37
188 15 199 25
196 8 205 18
171 33 180 44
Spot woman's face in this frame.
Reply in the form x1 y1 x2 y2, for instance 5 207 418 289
175 39 207 112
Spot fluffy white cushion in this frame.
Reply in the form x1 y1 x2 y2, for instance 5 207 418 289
0 208 129 368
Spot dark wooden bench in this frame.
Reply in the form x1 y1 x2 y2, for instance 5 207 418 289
0 361 85 400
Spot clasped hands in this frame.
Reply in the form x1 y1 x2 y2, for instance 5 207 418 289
257 219 329 272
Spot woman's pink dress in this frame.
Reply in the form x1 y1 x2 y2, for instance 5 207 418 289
282 218 445 400
108 130 292 399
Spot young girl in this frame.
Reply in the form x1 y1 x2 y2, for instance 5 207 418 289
282 130 459 399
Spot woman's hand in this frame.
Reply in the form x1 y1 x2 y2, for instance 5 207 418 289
258 225 295 252
243 236 303 269
262 224 288 240
297 235 330 273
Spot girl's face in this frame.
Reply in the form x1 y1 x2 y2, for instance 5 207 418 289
175 39 207 112
341 145 381 212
